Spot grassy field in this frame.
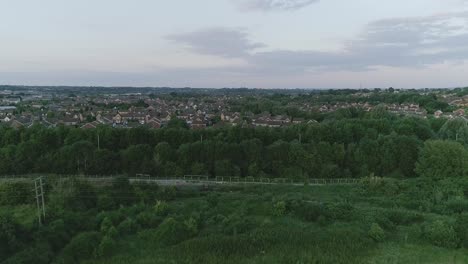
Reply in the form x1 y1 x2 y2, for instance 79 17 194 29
1 178 467 263
71 182 468 264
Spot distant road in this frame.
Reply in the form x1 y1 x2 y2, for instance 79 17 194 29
0 175 360 186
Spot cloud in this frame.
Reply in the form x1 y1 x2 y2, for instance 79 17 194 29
167 12 468 78
232 0 319 11
166 28 265 58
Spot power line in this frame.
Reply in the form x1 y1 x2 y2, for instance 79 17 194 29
33 177 46 226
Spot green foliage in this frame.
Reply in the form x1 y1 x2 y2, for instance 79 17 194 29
272 201 287 216
48 178 97 211
368 223 385 242
110 176 136 206
59 231 101 263
438 118 468 145
294 202 323 222
135 211 163 229
423 220 459 248
95 235 116 258
117 218 139 236
166 118 189 129
148 217 193 246
221 213 252 236
416 140 468 179
385 209 424 226
0 182 31 206
323 202 355 221
454 213 468 248
360 176 402 196
184 215 200 236
0 215 21 261
3 243 53 264
100 217 114 234
158 186 177 201
154 200 170 216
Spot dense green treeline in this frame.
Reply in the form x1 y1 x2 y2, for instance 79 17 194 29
228 90 453 115
1 110 468 179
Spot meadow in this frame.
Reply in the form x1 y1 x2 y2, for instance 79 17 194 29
2 176 467 263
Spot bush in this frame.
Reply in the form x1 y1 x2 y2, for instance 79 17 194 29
323 202 354 221
60 232 100 263
0 182 31 206
454 213 468 248
385 209 424 225
360 177 401 196
446 199 468 214
100 217 114 234
158 186 177 201
34 219 69 252
95 235 116 258
151 217 192 246
423 220 459 248
372 214 396 231
368 223 385 242
272 201 287 216
136 211 163 229
3 243 53 264
221 213 252 236
294 202 323 222
184 216 200 236
206 193 219 207
117 218 139 236
0 215 21 261
154 201 170 216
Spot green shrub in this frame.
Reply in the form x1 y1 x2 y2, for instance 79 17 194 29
360 177 402 196
372 214 396 231
368 223 385 242
151 217 192 246
273 201 287 216
0 182 31 206
96 194 116 210
100 217 114 234
154 201 170 216
423 220 459 248
158 186 177 201
385 209 424 225
323 202 354 221
206 193 219 207
135 211 163 229
106 226 118 239
221 213 253 236
317 215 328 226
0 215 21 261
184 216 200 236
60 231 100 263
95 235 116 258
117 218 139 236
454 213 468 248
294 202 323 222
34 219 69 252
446 199 468 214
3 243 53 264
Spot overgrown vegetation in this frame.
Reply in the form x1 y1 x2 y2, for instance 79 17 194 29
0 175 467 263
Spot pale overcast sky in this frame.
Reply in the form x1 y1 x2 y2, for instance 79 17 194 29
1 0 468 88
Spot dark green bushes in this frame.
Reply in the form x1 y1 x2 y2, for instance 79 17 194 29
385 208 424 225
0 182 32 206
58 231 101 263
422 220 459 248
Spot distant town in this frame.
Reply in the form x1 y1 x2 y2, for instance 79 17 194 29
0 85 467 130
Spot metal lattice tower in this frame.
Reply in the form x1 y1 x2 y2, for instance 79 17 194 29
33 177 46 226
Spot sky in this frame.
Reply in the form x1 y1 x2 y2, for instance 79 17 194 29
1 0 468 89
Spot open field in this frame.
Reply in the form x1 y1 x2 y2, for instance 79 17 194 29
2 177 467 264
